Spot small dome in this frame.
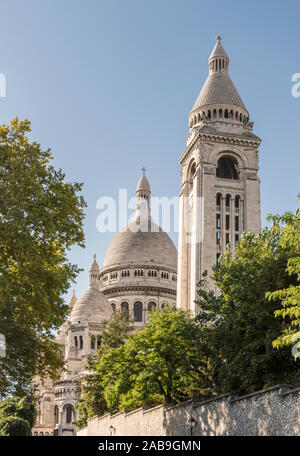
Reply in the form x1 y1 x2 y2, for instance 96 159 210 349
69 286 112 324
209 35 228 60
89 254 100 273
69 255 112 324
136 167 151 193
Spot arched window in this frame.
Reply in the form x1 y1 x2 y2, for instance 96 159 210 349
226 194 231 207
134 301 143 322
235 195 240 210
79 335 83 349
74 336 78 348
54 405 59 425
111 303 116 312
91 335 95 349
65 404 73 424
189 162 196 180
216 193 222 210
216 156 239 180
97 335 101 349
148 301 156 312
121 301 129 313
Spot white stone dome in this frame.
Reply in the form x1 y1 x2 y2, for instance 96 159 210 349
70 255 112 324
70 286 112 324
103 215 177 270
103 169 177 271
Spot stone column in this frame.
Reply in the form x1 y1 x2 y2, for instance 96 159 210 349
230 196 235 250
241 199 245 233
221 196 226 254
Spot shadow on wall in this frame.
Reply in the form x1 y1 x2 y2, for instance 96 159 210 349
164 385 300 436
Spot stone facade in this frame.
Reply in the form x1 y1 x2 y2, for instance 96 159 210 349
177 36 261 313
77 385 300 436
32 256 113 436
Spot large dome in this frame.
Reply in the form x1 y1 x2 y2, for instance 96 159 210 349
103 216 177 270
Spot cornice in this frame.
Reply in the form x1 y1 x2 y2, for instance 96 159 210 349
99 264 177 277
179 129 261 164
102 284 177 298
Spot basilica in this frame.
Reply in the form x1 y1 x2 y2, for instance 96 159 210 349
32 36 261 436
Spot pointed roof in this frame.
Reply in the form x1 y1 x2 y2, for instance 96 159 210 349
136 167 151 193
89 254 100 273
69 255 112 324
192 73 246 111
209 35 229 60
191 36 247 113
68 289 77 309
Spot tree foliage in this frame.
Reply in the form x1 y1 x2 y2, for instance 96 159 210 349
195 215 300 396
97 306 205 413
0 416 31 436
0 396 36 435
266 209 300 357
75 311 134 428
0 118 86 395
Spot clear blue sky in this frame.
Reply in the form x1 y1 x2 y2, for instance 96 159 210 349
0 0 299 301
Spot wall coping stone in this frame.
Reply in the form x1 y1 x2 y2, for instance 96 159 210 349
125 407 143 417
229 384 293 403
142 404 166 415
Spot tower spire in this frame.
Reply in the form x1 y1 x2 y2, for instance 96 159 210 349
208 35 229 74
89 254 99 287
136 167 151 213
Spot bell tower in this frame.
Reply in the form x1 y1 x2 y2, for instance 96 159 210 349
177 36 262 313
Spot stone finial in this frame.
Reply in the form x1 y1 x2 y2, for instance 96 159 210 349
216 35 222 42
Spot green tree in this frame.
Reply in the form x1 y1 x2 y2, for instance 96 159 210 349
0 396 36 435
0 118 86 396
266 209 300 356
98 306 204 412
75 310 134 427
0 416 31 436
196 219 300 396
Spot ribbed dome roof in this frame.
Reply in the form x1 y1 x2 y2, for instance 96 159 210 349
69 255 112 324
103 215 177 270
191 36 247 114
136 167 151 193
103 170 177 271
192 72 246 112
69 285 112 324
103 216 177 269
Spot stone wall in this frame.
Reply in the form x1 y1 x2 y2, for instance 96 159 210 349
77 385 300 437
